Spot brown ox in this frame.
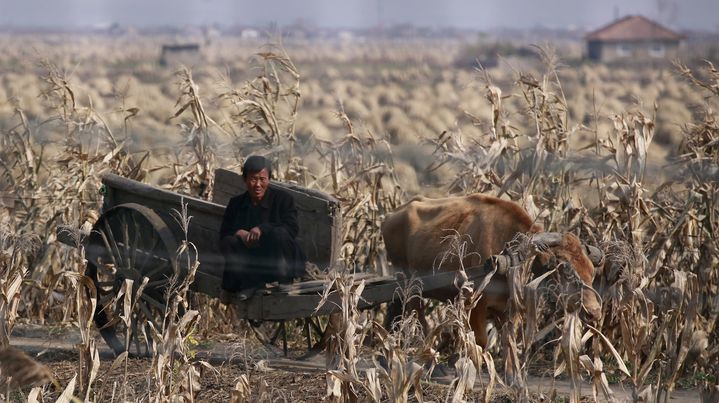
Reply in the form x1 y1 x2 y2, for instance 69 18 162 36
381 193 602 347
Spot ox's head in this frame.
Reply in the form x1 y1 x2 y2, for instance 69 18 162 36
534 233 603 322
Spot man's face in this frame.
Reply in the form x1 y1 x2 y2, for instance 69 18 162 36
245 168 270 203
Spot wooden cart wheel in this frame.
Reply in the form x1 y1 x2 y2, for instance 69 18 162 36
86 203 179 357
249 316 330 356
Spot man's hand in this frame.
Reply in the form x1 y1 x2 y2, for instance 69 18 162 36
236 227 262 247
248 226 262 244
236 229 252 247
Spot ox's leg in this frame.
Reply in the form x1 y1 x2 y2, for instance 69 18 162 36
415 298 429 335
383 299 403 332
384 295 429 335
308 312 341 354
471 304 522 385
469 304 489 348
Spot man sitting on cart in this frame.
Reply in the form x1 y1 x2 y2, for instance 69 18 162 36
219 155 306 303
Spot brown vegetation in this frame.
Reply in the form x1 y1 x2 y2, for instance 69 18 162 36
0 34 718 402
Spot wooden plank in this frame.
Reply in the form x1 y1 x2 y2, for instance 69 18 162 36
233 273 508 321
213 169 339 212
213 168 340 208
103 174 225 217
277 272 379 293
192 271 222 297
231 258 508 321
105 190 223 229
281 274 396 296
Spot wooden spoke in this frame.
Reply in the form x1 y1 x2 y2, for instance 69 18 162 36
138 236 161 271
143 259 171 280
146 278 170 288
102 218 122 269
122 218 131 269
128 213 142 270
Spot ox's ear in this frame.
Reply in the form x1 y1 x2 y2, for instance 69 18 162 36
554 233 596 284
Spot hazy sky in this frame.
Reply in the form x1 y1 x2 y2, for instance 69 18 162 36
2 0 718 32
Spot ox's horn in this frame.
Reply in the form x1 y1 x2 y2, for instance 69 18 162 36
528 232 564 249
584 245 605 269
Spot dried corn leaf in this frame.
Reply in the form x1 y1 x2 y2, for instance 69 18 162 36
55 374 76 403
587 325 630 377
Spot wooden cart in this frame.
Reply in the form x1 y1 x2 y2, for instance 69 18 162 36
59 168 346 356
58 169 603 357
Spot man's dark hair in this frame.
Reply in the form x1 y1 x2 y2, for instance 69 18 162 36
242 155 272 179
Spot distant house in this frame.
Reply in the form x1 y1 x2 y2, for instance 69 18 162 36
241 29 259 40
159 43 201 67
585 15 683 62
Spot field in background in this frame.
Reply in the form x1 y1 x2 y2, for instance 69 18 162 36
0 34 714 192
1 33 719 402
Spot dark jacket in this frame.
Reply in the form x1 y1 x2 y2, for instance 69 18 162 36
219 186 300 240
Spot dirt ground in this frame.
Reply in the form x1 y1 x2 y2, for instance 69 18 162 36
9 324 478 402
7 324 704 402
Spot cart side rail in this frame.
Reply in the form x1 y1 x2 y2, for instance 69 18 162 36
101 173 225 216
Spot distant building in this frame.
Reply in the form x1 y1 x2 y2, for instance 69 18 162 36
338 30 355 42
241 29 259 40
585 15 683 62
159 43 201 67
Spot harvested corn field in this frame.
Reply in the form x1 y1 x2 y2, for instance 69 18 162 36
1 24 719 403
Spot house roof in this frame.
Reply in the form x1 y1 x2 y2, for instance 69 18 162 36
585 15 684 42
